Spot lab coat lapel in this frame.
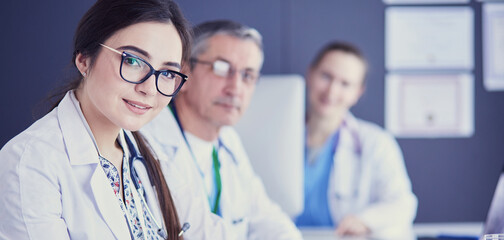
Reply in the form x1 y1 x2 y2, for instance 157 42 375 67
217 128 239 165
58 91 99 166
164 110 200 190
143 107 181 161
90 166 131 240
141 107 190 189
332 113 361 199
58 92 131 240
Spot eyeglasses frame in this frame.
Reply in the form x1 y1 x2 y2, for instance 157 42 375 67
100 43 187 97
190 58 260 84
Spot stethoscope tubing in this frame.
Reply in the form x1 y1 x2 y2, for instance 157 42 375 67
126 132 167 239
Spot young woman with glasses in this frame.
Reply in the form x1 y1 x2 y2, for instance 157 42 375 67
0 0 236 239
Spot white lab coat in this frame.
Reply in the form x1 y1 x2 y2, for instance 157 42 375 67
328 113 418 238
0 91 233 240
141 107 303 240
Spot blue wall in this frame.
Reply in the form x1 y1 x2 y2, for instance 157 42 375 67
1 0 503 222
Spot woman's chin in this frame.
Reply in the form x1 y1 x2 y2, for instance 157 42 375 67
118 120 148 132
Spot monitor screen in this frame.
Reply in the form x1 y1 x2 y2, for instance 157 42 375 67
234 74 305 218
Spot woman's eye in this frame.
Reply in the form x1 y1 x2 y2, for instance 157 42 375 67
124 57 141 67
162 71 175 79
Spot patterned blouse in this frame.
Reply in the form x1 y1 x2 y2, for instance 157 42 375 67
99 152 162 240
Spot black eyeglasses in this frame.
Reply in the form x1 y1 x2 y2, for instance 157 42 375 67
100 43 187 97
190 58 259 84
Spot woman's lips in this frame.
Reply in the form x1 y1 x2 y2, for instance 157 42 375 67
123 99 152 115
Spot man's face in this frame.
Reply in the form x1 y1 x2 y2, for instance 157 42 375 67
180 34 263 128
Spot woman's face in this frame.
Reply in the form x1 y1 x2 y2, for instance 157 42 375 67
307 50 366 119
76 21 183 132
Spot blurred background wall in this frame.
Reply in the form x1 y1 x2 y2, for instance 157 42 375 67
1 0 503 222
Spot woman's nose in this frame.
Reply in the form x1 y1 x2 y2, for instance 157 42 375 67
135 74 158 96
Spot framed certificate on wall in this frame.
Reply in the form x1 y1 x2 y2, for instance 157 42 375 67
385 73 474 138
386 7 474 70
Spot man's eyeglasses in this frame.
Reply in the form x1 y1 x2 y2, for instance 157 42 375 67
190 58 259 84
100 43 187 97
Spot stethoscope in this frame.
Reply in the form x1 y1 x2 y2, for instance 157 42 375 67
124 131 168 239
170 104 239 165
308 118 363 200
338 119 363 200
125 131 191 238
168 103 238 216
169 103 238 164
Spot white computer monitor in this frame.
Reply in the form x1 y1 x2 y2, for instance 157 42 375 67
234 74 305 218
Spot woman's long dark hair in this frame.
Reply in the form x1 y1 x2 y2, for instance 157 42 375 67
50 0 192 239
132 132 182 240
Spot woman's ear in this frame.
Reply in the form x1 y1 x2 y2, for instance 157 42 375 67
75 52 91 77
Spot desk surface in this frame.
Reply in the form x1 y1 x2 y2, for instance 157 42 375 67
414 222 483 237
301 222 484 240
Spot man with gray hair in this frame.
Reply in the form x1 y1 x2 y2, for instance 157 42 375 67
141 20 302 239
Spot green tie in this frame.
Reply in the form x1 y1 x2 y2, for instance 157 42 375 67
211 146 222 215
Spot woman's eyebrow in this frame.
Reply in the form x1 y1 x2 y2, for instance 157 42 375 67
163 62 181 70
117 45 150 59
117 45 181 69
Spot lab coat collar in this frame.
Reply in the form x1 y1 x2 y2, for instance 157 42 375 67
89 164 132 240
216 127 239 165
341 112 362 155
58 91 99 166
217 129 231 150
331 112 363 201
341 112 359 134
58 91 131 240
141 106 199 190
